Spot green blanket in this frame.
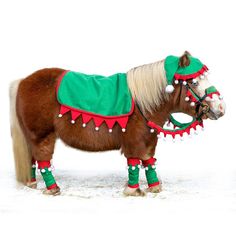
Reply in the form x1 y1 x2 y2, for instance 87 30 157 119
57 71 133 117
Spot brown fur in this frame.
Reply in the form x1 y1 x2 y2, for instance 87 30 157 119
179 51 191 67
14 68 197 183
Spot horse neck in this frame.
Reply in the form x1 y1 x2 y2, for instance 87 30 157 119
146 86 183 126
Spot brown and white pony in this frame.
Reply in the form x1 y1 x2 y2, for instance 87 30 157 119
9 52 225 196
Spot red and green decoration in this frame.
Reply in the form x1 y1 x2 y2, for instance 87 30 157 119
148 115 204 140
164 55 209 93
127 157 160 189
57 71 134 132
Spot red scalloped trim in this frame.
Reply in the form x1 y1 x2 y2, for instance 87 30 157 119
174 65 208 81
58 104 134 129
147 120 203 138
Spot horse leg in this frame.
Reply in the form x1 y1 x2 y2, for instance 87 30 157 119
123 158 145 196
29 133 60 195
142 157 162 193
26 158 37 189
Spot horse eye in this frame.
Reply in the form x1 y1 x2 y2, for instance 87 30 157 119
192 79 199 86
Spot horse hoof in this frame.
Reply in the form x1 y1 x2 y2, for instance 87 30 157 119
27 181 37 189
147 184 162 193
123 186 146 197
43 186 61 196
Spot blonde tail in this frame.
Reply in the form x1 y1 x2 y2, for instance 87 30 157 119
9 80 31 184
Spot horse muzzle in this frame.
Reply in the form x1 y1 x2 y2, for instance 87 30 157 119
207 100 226 120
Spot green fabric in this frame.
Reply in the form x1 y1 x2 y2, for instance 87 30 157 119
128 165 140 186
169 114 197 130
40 168 56 188
205 86 217 95
145 165 159 185
164 55 204 85
57 71 132 116
31 166 36 180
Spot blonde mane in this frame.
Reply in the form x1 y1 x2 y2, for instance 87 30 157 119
127 60 169 113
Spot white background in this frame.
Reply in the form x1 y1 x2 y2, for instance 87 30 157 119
0 0 235 235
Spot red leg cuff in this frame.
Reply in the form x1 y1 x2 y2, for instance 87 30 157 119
142 157 156 167
127 158 141 166
37 160 51 169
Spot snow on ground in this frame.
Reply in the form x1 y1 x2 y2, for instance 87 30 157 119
1 126 236 236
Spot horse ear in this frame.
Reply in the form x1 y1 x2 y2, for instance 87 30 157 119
179 51 191 67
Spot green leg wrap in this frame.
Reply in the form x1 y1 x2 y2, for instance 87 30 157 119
145 165 159 187
40 168 57 189
31 165 36 181
127 158 141 188
128 165 140 188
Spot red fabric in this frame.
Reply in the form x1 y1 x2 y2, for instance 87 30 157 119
142 157 156 167
58 101 134 130
37 161 51 169
93 117 104 127
117 116 129 128
71 110 81 121
82 113 92 124
31 178 36 182
105 119 116 129
47 183 58 190
127 158 140 166
60 105 70 115
128 183 139 188
174 65 208 81
148 182 160 188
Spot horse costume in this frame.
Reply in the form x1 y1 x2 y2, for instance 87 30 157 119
10 51 225 196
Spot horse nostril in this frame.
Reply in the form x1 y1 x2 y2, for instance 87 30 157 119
218 104 224 112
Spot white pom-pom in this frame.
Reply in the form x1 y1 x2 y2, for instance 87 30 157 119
95 127 99 131
145 167 149 171
165 85 174 93
41 169 46 173
109 129 113 133
204 71 208 76
174 80 179 84
190 102 195 107
150 129 155 133
185 97 190 102
192 78 198 83
58 114 63 118
32 164 36 168
82 123 86 127
48 167 52 172
71 120 75 124
132 166 135 170
183 81 187 85
122 128 126 132
200 74 205 79
138 164 141 169
152 165 156 169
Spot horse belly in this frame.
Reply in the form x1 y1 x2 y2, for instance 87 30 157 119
54 117 121 152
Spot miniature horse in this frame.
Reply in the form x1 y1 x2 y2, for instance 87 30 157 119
10 52 225 196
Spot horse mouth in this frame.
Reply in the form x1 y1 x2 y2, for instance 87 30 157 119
206 109 222 120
